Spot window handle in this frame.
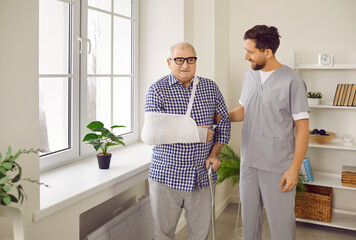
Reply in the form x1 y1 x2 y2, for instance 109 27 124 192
77 37 91 54
86 38 92 54
77 37 82 54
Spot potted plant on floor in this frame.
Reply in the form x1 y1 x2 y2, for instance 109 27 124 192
82 120 126 169
0 147 48 206
217 145 241 186
307 91 322 105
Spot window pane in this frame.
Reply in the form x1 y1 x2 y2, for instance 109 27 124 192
113 77 132 134
88 0 111 12
114 0 131 17
88 10 111 74
87 77 111 127
39 78 69 154
39 0 69 74
113 17 132 74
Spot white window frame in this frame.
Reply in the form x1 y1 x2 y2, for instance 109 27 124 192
40 0 139 172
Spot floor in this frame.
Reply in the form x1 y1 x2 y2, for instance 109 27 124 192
175 203 356 240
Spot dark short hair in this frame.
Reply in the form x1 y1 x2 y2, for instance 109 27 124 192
244 25 281 54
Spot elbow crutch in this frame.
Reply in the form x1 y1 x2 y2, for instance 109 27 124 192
208 165 216 240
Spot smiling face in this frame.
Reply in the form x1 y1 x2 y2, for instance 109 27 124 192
244 39 268 71
167 46 197 87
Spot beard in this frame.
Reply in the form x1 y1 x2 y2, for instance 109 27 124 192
252 61 266 71
250 57 267 71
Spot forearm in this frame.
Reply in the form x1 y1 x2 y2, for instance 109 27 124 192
209 142 224 158
228 106 244 122
290 119 309 171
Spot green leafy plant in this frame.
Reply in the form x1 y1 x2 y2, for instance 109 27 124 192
0 147 48 206
296 173 308 198
217 145 241 186
307 91 322 99
83 120 126 155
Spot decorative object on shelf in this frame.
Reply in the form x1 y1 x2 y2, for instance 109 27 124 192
83 121 126 169
295 184 332 222
333 83 356 106
307 91 322 105
342 135 354 146
318 53 333 67
301 158 314 182
309 129 336 144
0 147 49 206
341 166 356 188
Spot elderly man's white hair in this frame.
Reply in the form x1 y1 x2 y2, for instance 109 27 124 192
169 42 197 58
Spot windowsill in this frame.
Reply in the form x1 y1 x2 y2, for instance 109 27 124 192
33 142 152 222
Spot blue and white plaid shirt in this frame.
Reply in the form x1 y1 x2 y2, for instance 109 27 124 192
145 74 231 192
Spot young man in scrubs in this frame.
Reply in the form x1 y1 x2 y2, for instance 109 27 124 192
229 25 310 240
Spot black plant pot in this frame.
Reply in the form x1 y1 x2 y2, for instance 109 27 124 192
97 153 112 169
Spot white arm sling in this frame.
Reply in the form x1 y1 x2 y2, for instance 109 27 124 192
141 76 203 145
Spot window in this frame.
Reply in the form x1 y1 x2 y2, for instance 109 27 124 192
39 0 138 171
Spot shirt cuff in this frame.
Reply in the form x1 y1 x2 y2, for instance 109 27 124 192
214 134 230 145
292 111 309 121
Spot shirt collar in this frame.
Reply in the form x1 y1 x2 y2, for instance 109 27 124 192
168 73 196 87
168 73 179 86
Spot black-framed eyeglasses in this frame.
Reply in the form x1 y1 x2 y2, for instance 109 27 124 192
170 57 197 65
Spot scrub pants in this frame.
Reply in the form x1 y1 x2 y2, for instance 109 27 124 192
149 178 214 240
240 165 296 240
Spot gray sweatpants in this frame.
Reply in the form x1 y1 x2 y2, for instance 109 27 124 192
148 178 214 240
240 165 296 240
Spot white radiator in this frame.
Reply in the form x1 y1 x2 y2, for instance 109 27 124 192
85 195 154 240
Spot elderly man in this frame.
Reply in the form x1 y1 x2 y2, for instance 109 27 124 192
144 42 231 240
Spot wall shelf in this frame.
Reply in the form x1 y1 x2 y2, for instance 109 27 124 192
306 171 356 190
309 142 356 151
297 209 356 231
298 172 356 231
295 64 356 70
296 59 356 232
309 104 356 110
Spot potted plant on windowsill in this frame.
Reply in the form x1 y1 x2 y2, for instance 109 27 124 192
82 121 126 169
307 91 322 105
0 147 48 206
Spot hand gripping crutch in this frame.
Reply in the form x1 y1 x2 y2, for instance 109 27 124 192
208 165 216 240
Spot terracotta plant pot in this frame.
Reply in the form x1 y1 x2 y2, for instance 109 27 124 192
97 153 112 169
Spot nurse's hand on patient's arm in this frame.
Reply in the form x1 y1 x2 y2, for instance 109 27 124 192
229 106 244 122
279 166 299 192
214 113 223 124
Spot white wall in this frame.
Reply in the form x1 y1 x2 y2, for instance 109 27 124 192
138 0 185 131
0 0 40 238
189 0 239 218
